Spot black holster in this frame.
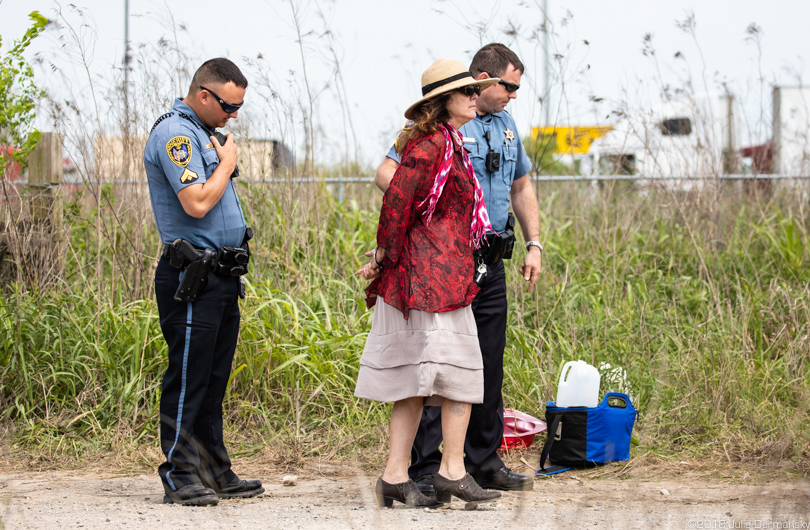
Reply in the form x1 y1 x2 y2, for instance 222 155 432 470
168 239 216 302
475 213 517 265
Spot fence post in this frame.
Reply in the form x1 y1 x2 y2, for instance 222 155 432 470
25 131 64 284
27 131 63 225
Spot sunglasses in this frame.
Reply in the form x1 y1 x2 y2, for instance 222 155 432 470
477 69 520 93
199 85 243 113
457 85 482 97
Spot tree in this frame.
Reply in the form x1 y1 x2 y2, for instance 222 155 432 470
0 11 47 174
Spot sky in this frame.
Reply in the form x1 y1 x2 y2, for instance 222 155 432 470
1 0 808 165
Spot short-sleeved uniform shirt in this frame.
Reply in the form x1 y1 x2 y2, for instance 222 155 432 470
387 110 532 233
144 98 246 249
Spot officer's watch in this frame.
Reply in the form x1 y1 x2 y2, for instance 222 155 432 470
526 241 544 252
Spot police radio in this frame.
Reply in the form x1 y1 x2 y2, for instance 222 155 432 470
212 130 240 179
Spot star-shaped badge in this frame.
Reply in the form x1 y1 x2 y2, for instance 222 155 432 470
504 128 515 142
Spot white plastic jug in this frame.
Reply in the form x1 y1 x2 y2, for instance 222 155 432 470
556 360 601 408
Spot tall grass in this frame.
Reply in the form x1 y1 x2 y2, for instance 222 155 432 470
2 178 809 471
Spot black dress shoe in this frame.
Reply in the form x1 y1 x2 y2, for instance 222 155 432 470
477 467 534 491
214 477 265 499
413 473 436 497
162 483 219 506
375 478 441 508
433 473 501 504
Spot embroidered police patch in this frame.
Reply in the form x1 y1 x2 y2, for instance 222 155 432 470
179 168 199 184
166 136 192 167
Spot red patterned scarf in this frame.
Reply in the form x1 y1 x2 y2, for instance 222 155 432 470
419 123 493 248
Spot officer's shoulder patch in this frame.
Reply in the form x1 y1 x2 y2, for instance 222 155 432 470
166 136 192 167
179 168 199 184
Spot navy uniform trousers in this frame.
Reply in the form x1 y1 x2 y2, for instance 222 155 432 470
409 259 508 480
154 258 241 492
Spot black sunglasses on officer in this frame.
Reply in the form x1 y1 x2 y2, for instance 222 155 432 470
199 85 243 113
476 68 520 93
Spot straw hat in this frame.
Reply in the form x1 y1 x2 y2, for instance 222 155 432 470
404 59 500 120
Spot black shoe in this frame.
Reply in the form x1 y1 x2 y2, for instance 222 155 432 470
375 478 441 509
162 483 219 506
413 473 436 497
214 477 265 499
477 467 534 491
433 473 501 504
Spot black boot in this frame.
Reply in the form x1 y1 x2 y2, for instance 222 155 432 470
477 467 534 491
215 477 265 499
162 483 219 506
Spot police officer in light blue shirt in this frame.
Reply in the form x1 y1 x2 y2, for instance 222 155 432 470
145 95 247 249
144 58 263 507
375 44 544 494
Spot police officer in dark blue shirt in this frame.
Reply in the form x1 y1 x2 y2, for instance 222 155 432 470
375 44 543 494
144 58 263 506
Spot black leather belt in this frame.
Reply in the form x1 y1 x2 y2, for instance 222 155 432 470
163 242 249 278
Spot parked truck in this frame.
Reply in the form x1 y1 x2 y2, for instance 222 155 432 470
588 93 739 180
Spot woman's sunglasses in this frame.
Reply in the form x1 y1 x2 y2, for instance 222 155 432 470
457 85 482 97
200 85 243 113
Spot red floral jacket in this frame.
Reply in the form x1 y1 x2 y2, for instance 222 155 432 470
366 129 480 318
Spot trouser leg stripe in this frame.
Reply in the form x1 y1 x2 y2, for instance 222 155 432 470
166 301 193 490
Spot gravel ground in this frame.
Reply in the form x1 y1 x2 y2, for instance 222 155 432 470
1 465 808 529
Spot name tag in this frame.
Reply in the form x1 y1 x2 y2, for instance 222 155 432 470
463 137 476 143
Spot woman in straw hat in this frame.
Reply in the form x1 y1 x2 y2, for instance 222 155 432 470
356 59 502 508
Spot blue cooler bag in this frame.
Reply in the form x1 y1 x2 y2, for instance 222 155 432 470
540 392 636 471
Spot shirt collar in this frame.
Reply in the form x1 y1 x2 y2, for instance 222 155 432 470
172 98 206 129
475 109 508 123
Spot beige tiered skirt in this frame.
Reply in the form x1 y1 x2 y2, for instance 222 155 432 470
354 298 484 405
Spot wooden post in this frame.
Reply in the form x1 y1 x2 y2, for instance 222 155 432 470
22 131 64 285
27 131 63 226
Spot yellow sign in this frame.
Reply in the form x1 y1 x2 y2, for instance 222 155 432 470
531 126 613 155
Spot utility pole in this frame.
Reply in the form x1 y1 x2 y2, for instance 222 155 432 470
123 0 131 125
543 0 550 126
123 0 132 181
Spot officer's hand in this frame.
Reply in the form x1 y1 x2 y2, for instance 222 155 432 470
520 247 543 291
211 133 238 172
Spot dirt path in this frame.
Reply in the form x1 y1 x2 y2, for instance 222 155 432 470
1 462 808 529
